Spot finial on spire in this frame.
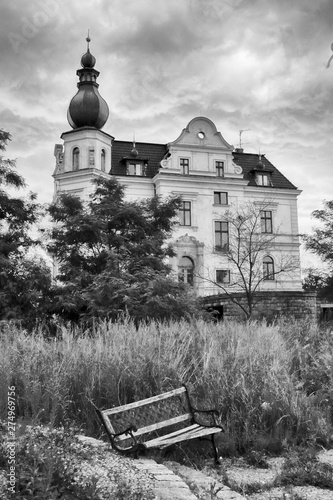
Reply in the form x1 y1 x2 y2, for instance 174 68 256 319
131 133 139 157
86 30 91 51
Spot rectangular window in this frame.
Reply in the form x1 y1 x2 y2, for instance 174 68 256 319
180 158 190 175
214 192 228 205
127 162 143 176
215 161 224 177
216 269 230 284
261 210 273 233
214 221 229 251
256 173 270 186
179 201 191 226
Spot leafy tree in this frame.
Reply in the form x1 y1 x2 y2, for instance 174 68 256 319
48 177 197 323
305 200 333 267
302 267 333 300
0 130 52 326
199 200 299 319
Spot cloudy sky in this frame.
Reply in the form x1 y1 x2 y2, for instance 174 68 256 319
1 0 333 267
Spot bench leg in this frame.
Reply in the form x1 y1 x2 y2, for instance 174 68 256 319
211 434 221 465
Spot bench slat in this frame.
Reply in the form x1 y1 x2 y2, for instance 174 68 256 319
145 425 222 449
114 413 192 441
103 386 187 416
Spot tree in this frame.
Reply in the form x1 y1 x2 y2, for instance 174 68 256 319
0 130 52 326
199 200 298 319
302 267 333 300
48 177 197 323
305 200 333 267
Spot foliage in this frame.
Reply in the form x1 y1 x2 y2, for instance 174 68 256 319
200 200 298 319
0 130 52 327
48 177 197 323
0 422 155 499
275 448 333 489
1 318 332 457
302 266 333 300
305 200 333 268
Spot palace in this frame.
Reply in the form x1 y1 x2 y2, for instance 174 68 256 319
53 39 315 319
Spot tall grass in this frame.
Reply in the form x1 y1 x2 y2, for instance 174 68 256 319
0 318 332 454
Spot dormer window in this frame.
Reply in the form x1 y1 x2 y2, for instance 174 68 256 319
126 161 146 176
256 173 270 186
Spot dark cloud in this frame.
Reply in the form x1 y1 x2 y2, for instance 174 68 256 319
0 0 332 245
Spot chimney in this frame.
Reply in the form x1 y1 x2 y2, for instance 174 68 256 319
235 147 244 153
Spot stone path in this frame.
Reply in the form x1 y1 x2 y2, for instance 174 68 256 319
77 435 246 499
134 458 246 500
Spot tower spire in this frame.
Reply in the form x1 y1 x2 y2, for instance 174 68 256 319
67 36 109 130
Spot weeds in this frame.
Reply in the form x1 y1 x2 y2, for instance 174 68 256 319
0 318 332 455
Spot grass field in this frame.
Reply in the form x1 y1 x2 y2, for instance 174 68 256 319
1 317 332 453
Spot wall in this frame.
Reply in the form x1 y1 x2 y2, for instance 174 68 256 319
204 291 317 321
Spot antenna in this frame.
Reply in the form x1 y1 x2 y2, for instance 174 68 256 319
239 129 251 148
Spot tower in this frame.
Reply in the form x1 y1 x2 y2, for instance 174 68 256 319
53 35 113 200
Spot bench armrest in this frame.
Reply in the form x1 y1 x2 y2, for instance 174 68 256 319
111 425 139 453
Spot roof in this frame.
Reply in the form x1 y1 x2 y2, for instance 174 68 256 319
111 140 167 177
111 140 298 190
233 152 297 190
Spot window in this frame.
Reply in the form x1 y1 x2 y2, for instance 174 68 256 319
180 158 189 175
101 149 106 171
178 256 194 285
256 173 270 186
214 192 228 205
89 148 95 167
263 256 275 280
179 201 191 226
72 147 79 170
215 161 224 177
216 269 230 284
214 221 229 251
127 162 144 176
261 210 272 233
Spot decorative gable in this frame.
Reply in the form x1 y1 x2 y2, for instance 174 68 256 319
169 116 234 150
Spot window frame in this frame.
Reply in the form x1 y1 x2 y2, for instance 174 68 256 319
89 148 95 167
214 191 228 205
215 161 224 177
179 201 192 226
101 149 106 172
216 269 230 284
261 210 273 233
180 158 190 175
178 256 194 286
214 221 229 251
72 147 80 171
263 256 275 280
256 173 271 186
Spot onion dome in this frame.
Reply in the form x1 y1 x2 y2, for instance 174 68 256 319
67 36 109 130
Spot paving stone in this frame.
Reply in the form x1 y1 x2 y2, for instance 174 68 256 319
153 486 198 500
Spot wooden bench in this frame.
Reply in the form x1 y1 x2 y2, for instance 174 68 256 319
90 385 224 463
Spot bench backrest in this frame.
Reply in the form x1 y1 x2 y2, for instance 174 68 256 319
99 386 193 443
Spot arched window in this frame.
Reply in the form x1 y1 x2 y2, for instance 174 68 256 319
72 147 79 170
101 149 106 171
89 148 95 167
178 256 194 285
263 256 275 280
